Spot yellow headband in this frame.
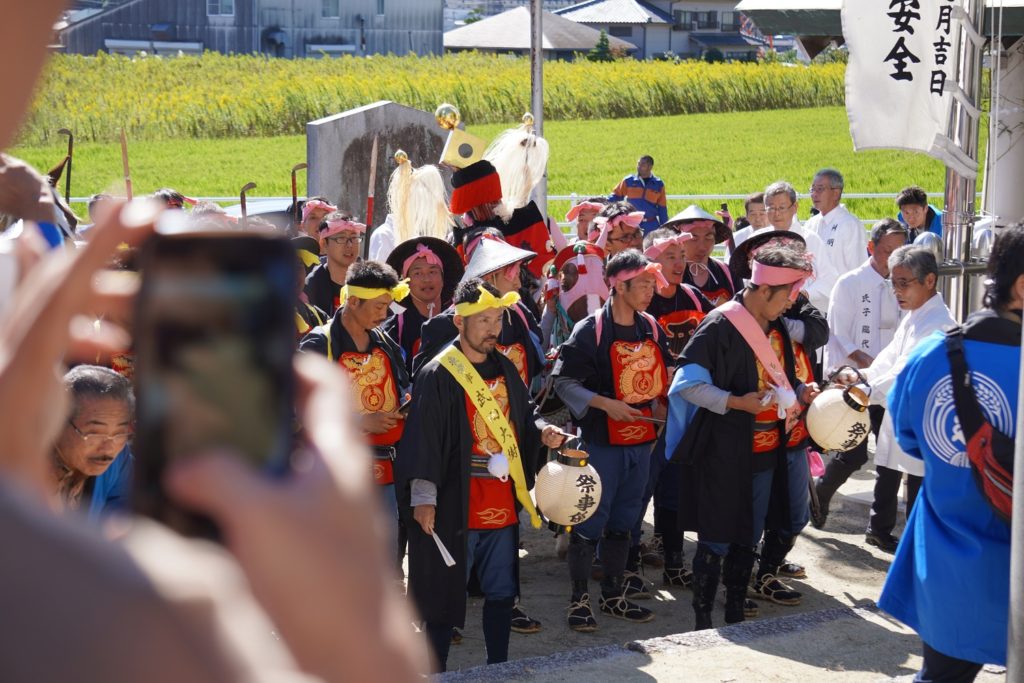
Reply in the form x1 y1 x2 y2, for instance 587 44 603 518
454 287 520 317
341 279 410 303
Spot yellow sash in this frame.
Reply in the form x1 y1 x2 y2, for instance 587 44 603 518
437 344 541 529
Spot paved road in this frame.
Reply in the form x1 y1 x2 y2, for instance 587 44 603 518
420 461 1007 681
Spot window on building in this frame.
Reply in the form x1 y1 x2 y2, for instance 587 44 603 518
322 0 339 18
376 0 385 16
608 25 632 38
207 0 233 16
721 12 743 31
674 11 717 30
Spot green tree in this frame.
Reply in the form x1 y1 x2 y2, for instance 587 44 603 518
703 47 724 63
587 30 613 62
464 7 484 24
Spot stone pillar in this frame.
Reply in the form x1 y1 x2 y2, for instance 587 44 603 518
306 101 451 236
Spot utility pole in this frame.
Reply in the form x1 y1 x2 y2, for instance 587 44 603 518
529 0 546 217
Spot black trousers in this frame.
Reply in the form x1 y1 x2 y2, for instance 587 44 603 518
869 465 922 536
914 642 984 683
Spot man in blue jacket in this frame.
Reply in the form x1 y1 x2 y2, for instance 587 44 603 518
609 155 668 235
895 186 943 239
879 224 1023 680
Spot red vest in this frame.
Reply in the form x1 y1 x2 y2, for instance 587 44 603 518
751 331 812 452
496 342 528 386
338 347 404 485
464 376 517 530
606 339 668 446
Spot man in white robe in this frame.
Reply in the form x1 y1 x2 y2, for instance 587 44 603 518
812 219 907 528
757 181 839 316
837 246 954 552
803 168 869 277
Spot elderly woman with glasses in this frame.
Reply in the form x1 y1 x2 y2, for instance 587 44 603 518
52 365 134 513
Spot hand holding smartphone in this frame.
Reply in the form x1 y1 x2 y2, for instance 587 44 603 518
133 225 298 538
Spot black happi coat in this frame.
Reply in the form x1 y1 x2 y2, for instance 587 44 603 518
298 310 409 393
411 302 543 381
394 346 546 627
670 293 803 545
382 302 430 375
303 262 344 317
786 292 829 354
553 301 674 446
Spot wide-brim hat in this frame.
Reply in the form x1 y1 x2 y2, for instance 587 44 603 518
386 236 464 303
460 234 536 284
728 229 807 281
662 205 731 244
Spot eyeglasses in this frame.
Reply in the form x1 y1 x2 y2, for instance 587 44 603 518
608 231 642 243
765 204 794 214
889 277 921 291
326 235 363 246
68 420 133 445
808 185 836 194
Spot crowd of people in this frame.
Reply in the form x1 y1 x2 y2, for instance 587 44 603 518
0 10 1018 680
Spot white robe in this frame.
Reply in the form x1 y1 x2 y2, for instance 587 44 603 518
750 221 839 314
825 259 902 373
367 214 395 263
863 293 955 476
804 204 868 278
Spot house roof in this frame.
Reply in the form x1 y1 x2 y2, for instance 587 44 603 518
735 0 1024 37
554 0 673 25
444 7 637 51
690 33 761 49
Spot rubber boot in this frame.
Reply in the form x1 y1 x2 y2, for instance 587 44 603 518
722 545 756 624
690 545 722 631
482 597 514 665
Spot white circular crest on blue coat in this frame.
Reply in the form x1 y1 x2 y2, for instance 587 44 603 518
923 372 1013 467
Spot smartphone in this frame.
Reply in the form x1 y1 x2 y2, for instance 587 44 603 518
720 202 730 213
133 228 297 538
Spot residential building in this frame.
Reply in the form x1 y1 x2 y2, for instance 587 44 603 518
444 6 636 59
58 0 444 58
554 0 762 60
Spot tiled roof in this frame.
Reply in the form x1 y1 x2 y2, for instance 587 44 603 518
554 0 673 25
445 7 638 51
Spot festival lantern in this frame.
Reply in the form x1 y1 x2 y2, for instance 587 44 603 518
535 445 602 530
806 366 872 452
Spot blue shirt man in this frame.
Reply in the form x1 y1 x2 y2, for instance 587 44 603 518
609 155 668 235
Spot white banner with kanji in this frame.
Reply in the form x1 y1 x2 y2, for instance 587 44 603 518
843 0 969 175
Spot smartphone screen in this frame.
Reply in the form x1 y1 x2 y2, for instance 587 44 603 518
133 231 297 538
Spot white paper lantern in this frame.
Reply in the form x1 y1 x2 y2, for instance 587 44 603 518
535 449 602 528
806 384 871 452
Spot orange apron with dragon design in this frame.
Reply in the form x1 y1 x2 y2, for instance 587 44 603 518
465 376 518 530
496 342 528 386
606 339 668 446
338 347 404 485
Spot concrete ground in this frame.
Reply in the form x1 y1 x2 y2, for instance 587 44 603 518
425 457 1007 682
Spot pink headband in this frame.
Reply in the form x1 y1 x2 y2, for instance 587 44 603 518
565 201 605 223
302 199 337 223
593 211 645 248
592 211 645 231
608 262 669 290
320 218 366 241
643 233 694 260
750 261 812 301
402 243 444 276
